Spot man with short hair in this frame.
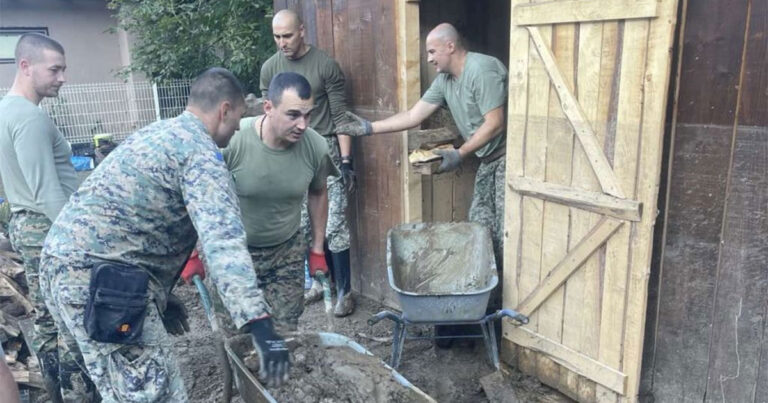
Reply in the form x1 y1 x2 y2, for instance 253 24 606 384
260 9 356 316
214 71 338 332
40 68 290 402
0 33 86 400
336 23 508 346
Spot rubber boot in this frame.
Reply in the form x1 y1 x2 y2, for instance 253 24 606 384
39 350 63 403
331 249 354 317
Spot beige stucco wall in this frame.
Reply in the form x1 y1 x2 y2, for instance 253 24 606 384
0 0 129 87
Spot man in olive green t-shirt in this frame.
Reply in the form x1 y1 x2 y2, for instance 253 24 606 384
260 9 357 317
335 23 507 346
222 72 338 332
337 22 507 270
0 33 91 400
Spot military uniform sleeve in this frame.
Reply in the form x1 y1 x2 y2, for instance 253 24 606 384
421 76 447 107
13 116 71 221
474 62 508 115
324 59 348 128
180 148 270 328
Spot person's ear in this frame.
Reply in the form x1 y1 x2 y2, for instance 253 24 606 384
18 58 31 75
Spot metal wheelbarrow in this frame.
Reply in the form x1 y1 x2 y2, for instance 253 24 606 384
369 222 529 369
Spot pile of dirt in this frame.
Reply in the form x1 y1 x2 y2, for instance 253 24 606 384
173 283 569 403
234 333 428 402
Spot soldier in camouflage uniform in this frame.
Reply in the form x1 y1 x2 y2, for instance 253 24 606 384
261 10 356 316
335 24 508 345
40 68 291 401
0 33 91 401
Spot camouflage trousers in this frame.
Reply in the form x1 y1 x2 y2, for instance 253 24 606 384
41 255 187 402
10 211 94 401
248 232 306 333
469 158 506 309
301 135 350 253
8 210 58 355
469 157 506 265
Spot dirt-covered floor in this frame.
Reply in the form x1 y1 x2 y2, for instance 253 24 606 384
172 284 569 402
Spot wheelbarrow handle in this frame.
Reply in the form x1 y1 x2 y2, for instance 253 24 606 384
367 310 402 326
489 309 529 325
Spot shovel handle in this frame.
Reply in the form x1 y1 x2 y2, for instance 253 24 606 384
192 275 219 332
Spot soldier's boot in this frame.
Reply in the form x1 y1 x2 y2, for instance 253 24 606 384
39 351 63 403
332 249 354 317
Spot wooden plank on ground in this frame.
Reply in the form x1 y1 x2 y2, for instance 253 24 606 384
10 369 44 389
513 0 658 26
508 327 627 394
0 273 33 313
509 176 641 221
516 218 623 317
527 26 625 198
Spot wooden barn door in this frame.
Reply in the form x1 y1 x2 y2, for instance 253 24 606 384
502 1 678 402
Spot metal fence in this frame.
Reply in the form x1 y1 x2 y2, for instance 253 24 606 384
0 80 191 149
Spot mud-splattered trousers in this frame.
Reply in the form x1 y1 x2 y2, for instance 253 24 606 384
40 112 271 402
9 210 95 401
248 232 306 333
468 157 506 309
302 135 350 253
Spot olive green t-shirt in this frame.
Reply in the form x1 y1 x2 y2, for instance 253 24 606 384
422 52 508 158
222 116 338 247
260 46 347 137
0 95 78 221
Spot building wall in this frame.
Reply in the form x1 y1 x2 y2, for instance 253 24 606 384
640 0 768 401
0 0 128 86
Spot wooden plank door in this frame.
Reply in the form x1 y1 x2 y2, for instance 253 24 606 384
502 0 678 402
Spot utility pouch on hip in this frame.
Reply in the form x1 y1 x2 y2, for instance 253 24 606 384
84 262 150 344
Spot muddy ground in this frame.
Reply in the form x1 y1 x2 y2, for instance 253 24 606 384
172 284 569 402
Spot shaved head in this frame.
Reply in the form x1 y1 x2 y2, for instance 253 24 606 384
273 9 302 30
15 33 65 65
427 23 463 49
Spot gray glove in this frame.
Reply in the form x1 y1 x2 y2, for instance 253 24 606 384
434 148 463 173
335 111 372 137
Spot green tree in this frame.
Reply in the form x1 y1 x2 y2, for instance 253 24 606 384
108 0 274 92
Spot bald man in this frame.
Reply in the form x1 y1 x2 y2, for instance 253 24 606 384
260 9 356 317
0 33 92 401
336 23 508 345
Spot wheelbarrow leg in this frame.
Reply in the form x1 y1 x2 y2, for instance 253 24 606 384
480 320 498 370
390 321 407 369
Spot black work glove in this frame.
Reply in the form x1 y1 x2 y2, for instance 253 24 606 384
433 148 463 173
249 317 290 387
162 293 190 336
335 111 372 137
340 157 356 194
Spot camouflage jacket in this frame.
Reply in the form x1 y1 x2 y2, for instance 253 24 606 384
43 111 269 327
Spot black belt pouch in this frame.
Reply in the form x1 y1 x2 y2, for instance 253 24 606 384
84 262 150 344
